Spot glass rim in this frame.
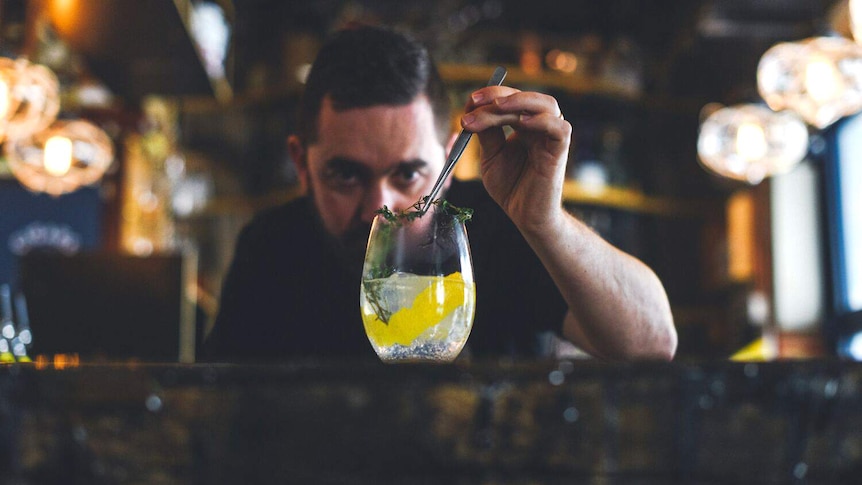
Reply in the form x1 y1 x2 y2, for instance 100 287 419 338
372 206 469 226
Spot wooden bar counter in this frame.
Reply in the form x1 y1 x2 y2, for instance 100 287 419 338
0 360 860 484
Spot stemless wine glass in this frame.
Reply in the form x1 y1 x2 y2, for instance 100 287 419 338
360 205 475 363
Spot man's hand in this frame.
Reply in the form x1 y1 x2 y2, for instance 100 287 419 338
460 85 677 361
461 86 572 235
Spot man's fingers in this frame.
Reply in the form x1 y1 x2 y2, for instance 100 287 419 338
514 112 572 144
463 90 565 131
465 86 522 111
469 122 507 163
462 106 569 141
461 86 569 160
493 91 563 119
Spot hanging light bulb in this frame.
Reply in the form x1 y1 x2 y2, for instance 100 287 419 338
5 120 114 196
3 59 61 141
0 60 23 141
0 57 60 141
0 80 10 142
735 121 769 161
697 104 809 185
804 55 844 104
757 36 862 129
0 78 10 120
42 135 74 176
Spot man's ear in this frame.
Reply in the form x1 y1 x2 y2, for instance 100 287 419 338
287 135 309 194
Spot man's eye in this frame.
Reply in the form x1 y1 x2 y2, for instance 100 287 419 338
327 166 360 184
394 167 420 184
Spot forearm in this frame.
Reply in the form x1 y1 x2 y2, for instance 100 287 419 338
463 85 676 359
518 209 677 361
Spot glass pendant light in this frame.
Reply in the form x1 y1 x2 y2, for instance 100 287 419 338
5 120 114 196
757 36 862 129
1 58 61 140
0 59 23 141
697 104 809 184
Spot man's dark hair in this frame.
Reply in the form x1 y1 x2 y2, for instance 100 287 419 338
297 25 451 145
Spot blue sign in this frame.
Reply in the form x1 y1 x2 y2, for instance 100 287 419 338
0 180 101 288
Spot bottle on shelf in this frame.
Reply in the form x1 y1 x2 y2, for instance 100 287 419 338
0 285 32 363
14 293 32 349
0 285 17 363
11 293 31 362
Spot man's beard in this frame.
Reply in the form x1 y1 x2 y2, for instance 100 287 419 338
309 198 370 278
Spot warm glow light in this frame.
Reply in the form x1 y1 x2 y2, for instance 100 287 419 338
52 0 77 13
804 57 842 104
0 58 61 140
48 0 79 35
0 78 9 119
546 49 579 73
758 37 862 129
698 104 809 184
0 58 24 140
32 353 80 369
727 191 755 282
736 122 768 161
43 136 73 176
6 120 114 196
520 33 542 75
852 0 862 44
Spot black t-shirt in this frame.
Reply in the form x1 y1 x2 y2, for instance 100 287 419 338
204 180 567 362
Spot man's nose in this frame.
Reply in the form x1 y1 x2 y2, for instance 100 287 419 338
360 182 398 223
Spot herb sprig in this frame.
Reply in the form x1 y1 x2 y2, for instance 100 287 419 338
362 278 393 323
375 197 474 224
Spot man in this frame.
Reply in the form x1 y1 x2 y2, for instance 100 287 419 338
204 25 676 362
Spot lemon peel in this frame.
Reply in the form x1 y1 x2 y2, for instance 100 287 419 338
364 272 471 347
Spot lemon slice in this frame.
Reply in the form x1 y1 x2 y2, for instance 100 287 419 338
364 272 468 347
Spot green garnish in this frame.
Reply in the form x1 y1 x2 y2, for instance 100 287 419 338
363 279 393 324
375 197 474 224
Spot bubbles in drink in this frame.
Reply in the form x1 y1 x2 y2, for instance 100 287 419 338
360 272 475 362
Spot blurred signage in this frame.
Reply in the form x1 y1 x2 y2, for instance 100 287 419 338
0 181 101 287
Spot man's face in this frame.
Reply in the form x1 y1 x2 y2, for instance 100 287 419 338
290 95 449 268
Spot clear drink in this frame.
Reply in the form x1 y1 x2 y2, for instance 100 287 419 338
361 272 475 362
360 204 475 363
